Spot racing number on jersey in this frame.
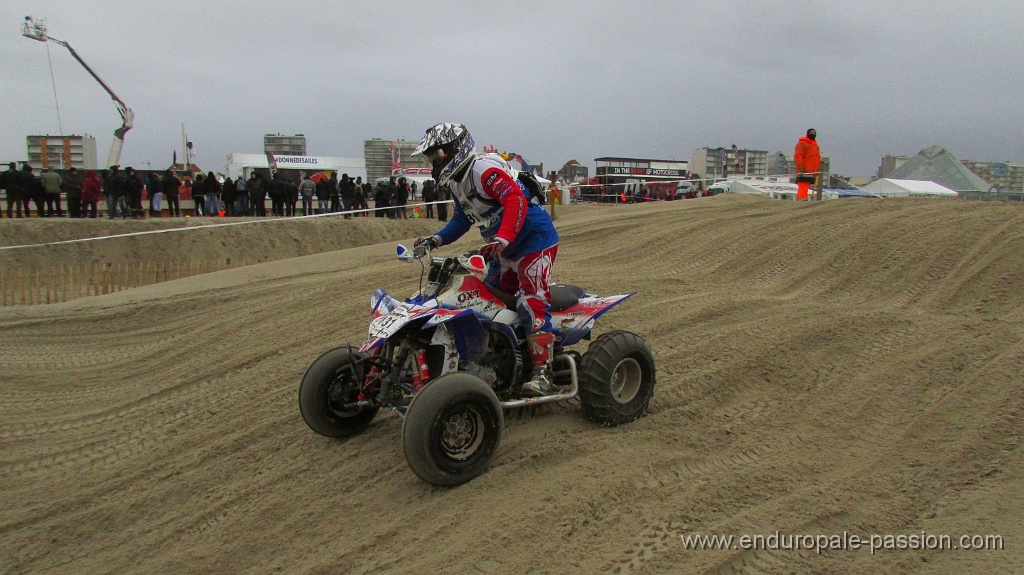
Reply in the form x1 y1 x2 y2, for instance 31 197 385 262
461 200 482 225
461 198 502 229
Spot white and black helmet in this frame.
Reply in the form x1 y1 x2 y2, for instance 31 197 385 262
411 123 476 187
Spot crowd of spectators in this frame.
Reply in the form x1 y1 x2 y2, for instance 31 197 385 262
370 176 447 221
1 163 450 221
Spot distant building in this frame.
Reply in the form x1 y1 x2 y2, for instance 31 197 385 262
594 157 688 181
876 155 910 179
26 134 98 170
556 160 588 183
264 134 306 156
591 156 688 200
961 160 1024 195
363 138 430 182
690 147 768 183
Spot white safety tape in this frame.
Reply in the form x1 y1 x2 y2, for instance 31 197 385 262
0 200 454 251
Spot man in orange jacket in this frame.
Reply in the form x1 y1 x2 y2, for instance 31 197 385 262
794 128 820 201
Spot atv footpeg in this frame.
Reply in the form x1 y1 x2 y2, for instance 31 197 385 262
501 354 577 408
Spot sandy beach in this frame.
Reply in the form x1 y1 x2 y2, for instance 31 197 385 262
2 194 1022 574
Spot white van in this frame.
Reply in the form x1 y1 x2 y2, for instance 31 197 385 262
674 181 696 199
706 181 732 196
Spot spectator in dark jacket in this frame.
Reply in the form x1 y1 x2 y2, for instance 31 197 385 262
124 167 145 218
192 173 206 216
395 177 409 219
286 177 299 217
434 179 448 222
268 173 285 216
64 167 83 218
373 181 390 218
421 178 436 219
162 170 182 217
2 162 29 218
316 174 332 214
327 172 339 213
103 166 124 218
386 177 399 219
221 177 236 216
146 172 162 217
248 172 266 216
24 165 46 217
353 177 367 216
203 171 221 216
339 173 355 219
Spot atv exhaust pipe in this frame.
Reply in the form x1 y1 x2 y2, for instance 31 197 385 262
499 354 578 409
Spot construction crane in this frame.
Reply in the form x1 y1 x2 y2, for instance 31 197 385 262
22 16 135 168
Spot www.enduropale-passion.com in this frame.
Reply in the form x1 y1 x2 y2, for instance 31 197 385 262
680 531 1004 555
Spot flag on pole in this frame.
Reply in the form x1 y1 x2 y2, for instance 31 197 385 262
266 152 278 177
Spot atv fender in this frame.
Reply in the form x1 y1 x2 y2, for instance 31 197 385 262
424 309 487 359
554 293 636 347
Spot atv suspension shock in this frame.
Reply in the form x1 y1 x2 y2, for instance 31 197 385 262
380 341 419 397
412 350 431 391
358 348 389 401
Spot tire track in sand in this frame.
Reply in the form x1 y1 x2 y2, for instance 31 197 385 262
596 435 809 574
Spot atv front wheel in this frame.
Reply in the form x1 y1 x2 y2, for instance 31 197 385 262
402 373 503 486
299 347 379 437
578 330 656 425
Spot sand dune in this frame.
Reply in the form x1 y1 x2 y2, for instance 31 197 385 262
2 195 1022 574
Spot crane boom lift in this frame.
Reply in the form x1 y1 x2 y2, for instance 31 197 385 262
22 16 135 168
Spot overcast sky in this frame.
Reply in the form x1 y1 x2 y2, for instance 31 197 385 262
2 1 1022 177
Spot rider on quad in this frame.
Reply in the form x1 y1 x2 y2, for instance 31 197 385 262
413 123 560 397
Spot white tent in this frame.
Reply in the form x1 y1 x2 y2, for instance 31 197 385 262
718 178 887 200
717 179 805 200
863 178 958 198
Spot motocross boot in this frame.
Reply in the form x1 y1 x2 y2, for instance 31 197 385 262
521 332 556 397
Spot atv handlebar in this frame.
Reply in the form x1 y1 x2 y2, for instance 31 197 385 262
413 242 430 260
397 244 488 295
401 243 481 265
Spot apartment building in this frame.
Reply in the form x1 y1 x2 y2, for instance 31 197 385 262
26 134 98 170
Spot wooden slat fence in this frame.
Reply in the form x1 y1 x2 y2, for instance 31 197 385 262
1 257 271 306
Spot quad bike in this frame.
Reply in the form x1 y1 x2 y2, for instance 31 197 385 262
299 244 656 486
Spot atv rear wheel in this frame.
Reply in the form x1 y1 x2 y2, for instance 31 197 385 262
402 373 503 486
578 330 656 425
299 347 379 437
